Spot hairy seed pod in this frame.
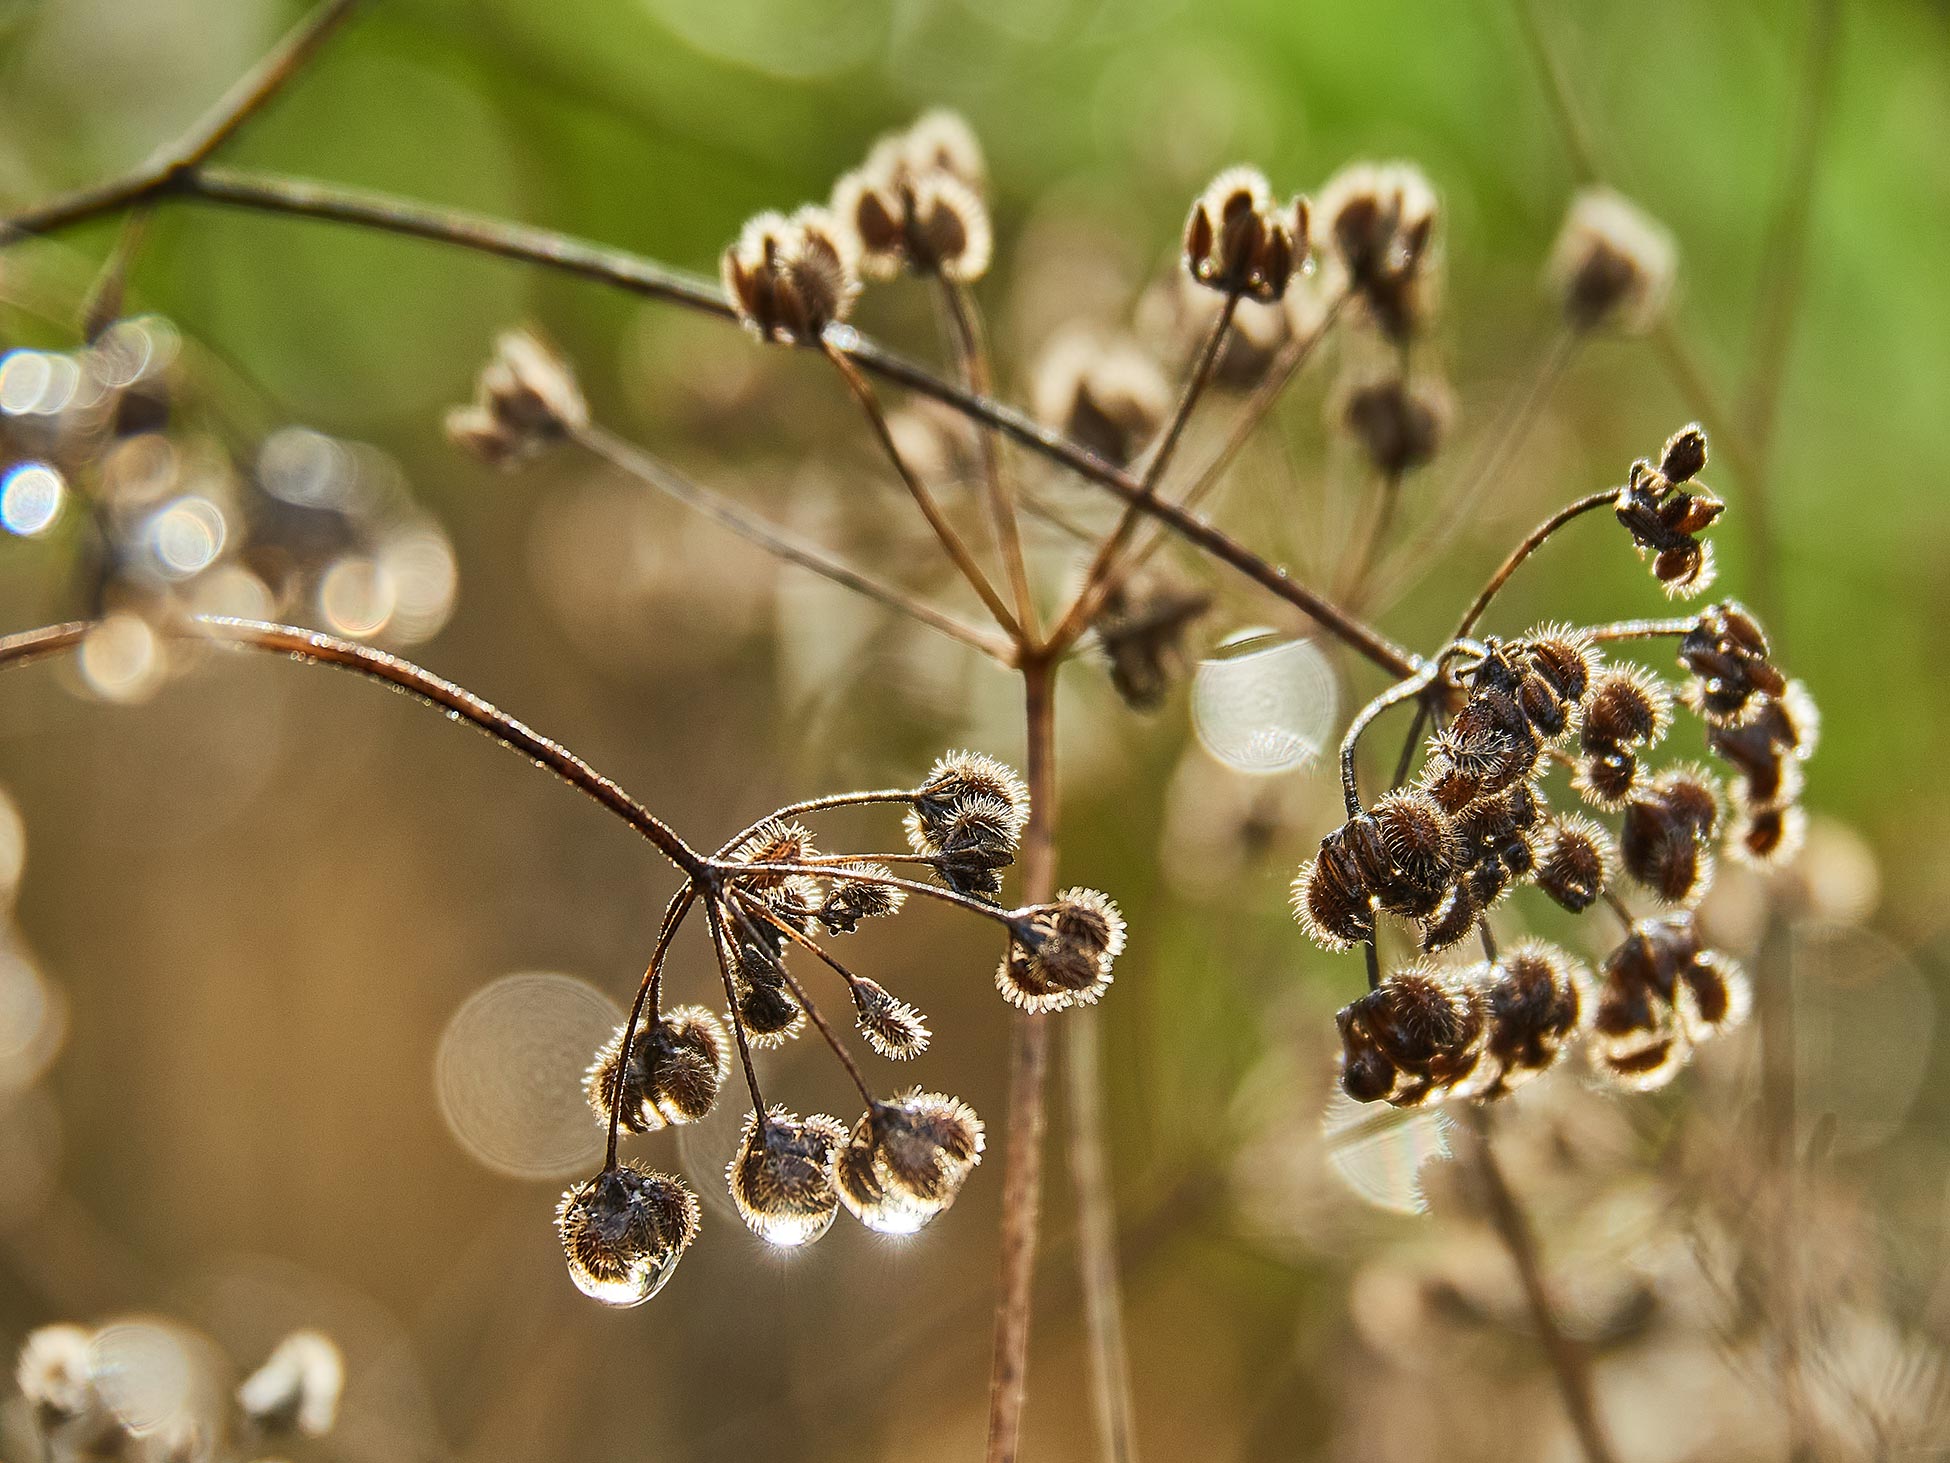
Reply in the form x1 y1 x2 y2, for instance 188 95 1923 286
1620 797 1711 905
1677 950 1751 1039
1419 881 1479 954
835 1090 985 1234
737 977 806 1048
585 1024 656 1134
1183 166 1309 302
1661 423 1708 483
1032 329 1171 469
1516 670 1571 738
907 751 1029 852
1730 803 1807 868
1370 789 1462 887
1293 846 1375 951
998 888 1126 1012
728 1108 848 1248
556 1162 699 1307
817 862 906 934
1574 745 1640 809
644 1006 731 1124
1587 914 1720 1092
1091 578 1212 713
832 166 992 282
1317 160 1441 341
721 207 860 346
1534 814 1616 912
1581 666 1672 749
1680 601 1789 727
1545 186 1677 335
848 977 931 1060
237 1330 343 1438
446 330 588 467
1471 942 1586 1096
1524 624 1599 704
1418 753 1481 813
1336 963 1486 1107
1337 374 1450 476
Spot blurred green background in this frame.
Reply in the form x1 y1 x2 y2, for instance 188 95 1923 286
0 0 1946 1458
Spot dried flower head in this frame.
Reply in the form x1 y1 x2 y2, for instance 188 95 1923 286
832 160 992 281
1546 186 1678 334
818 861 907 933
1680 600 1787 727
1469 941 1588 1097
906 751 1029 857
586 1006 731 1133
848 975 931 1059
556 1161 700 1306
735 970 807 1048
1336 963 1486 1106
236 1330 343 1438
997 887 1127 1012
1590 914 1747 1089
446 330 588 466
1317 161 1441 340
835 1089 985 1234
1090 576 1212 712
722 207 860 346
1620 766 1722 905
1614 426 1724 597
1183 166 1310 302
1031 328 1171 468
728 1107 848 1247
1534 813 1618 912
1337 373 1451 477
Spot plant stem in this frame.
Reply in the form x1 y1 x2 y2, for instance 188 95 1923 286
1065 1006 1139 1463
604 887 696 1168
577 424 1012 663
1463 1109 1620 1463
986 654 1057 1463
716 860 1022 929
740 897 877 1107
0 615 711 877
941 279 1038 638
1452 488 1618 639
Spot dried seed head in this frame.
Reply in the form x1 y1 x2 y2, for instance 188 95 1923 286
1336 373 1451 476
556 1161 700 1306
832 166 992 282
1534 814 1617 912
1680 601 1789 727
1588 913 1742 1090
446 330 588 466
728 1107 848 1247
588 1011 730 1132
1336 962 1486 1106
1183 166 1310 302
1031 328 1171 468
722 207 860 346
882 108 986 190
1676 949 1751 1040
1661 424 1708 483
1581 665 1672 750
236 1330 343 1439
1370 789 1462 887
1419 880 1479 954
1620 767 1722 905
818 862 907 934
848 976 931 1059
736 975 807 1048
1317 161 1441 341
1523 623 1600 705
1090 577 1212 713
930 797 1020 897
1292 843 1375 952
585 1023 655 1134
997 887 1126 1012
15 1324 98 1426
1546 186 1677 334
907 751 1030 852
1614 444 1725 598
1729 801 1808 868
1573 745 1640 810
836 1090 985 1234
1471 941 1587 1096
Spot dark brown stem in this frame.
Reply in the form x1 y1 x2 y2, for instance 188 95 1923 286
1065 1006 1139 1463
704 898 770 1117
604 887 696 1168
987 654 1058 1463
712 790 919 860
823 342 1024 643
738 897 876 1107
940 279 1038 638
576 423 1013 663
1463 1110 1620 1463
1452 489 1618 639
1340 653 1460 815
0 616 711 877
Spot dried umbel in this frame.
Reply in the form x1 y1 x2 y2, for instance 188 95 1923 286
1590 913 1749 1090
722 207 860 345
833 112 992 282
236 1329 343 1438
1183 166 1311 303
1337 373 1451 477
729 1106 848 1247
585 1005 731 1132
835 1089 985 1234
1031 329 1171 468
555 1161 701 1307
446 329 588 466
1317 161 1440 340
848 975 931 1059
905 750 1029 896
1547 186 1678 334
1336 963 1486 1106
1089 576 1212 713
1619 765 1721 904
997 887 1127 1012
1614 424 1724 597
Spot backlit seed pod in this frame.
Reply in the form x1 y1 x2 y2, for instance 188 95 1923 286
1587 914 1735 1092
237 1330 343 1438
817 863 906 934
1534 815 1617 912
848 976 931 1059
1183 167 1310 302
866 109 986 193
1418 754 1481 814
1573 745 1640 809
736 977 807 1048
1419 881 1479 954
1590 977 1689 1092
446 330 588 467
1031 329 1171 469
1675 950 1751 1040
998 888 1126 1012
1545 186 1677 335
831 167 992 282
585 1025 656 1134
1336 962 1486 1107
1370 789 1462 886
1730 802 1807 868
15 1324 99 1428
643 1006 731 1123
1316 160 1440 341
1090 578 1211 713
1292 847 1375 951
556 1162 700 1307
1470 942 1587 1096
721 207 860 346
1661 424 1708 483
1680 601 1788 726
1337 374 1450 476
906 751 1030 851
728 1108 848 1247
1614 445 1725 598
1524 624 1600 704
1620 777 1718 906
1581 665 1672 750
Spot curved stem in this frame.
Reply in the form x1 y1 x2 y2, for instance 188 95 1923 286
0 616 712 877
604 887 696 1168
1452 489 1617 639
716 859 1022 931
940 279 1037 638
712 789 920 860
823 342 1024 643
1339 658 1449 817
738 896 876 1107
576 424 1012 663
704 896 769 1117
1587 615 1696 643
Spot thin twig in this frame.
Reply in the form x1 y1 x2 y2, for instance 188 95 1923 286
1065 1007 1140 1463
604 887 697 1168
576 423 1013 663
1452 489 1618 639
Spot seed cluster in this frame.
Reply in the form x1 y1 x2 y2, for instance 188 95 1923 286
445 329 588 466
1614 424 1724 597
1182 167 1312 303
831 111 993 283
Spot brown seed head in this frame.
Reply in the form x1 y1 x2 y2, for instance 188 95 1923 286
1031 329 1171 469
848 976 931 1060
556 1161 699 1306
728 1107 847 1247
1336 373 1451 476
1183 167 1309 302
722 207 860 346
446 330 588 466
1546 186 1677 334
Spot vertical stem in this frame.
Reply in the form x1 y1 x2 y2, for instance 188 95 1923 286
1065 1008 1139 1463
987 655 1058 1463
1463 1110 1619 1463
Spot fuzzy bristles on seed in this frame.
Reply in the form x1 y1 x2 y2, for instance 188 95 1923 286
1545 186 1677 335
817 862 906 933
555 1162 699 1307
1032 329 1171 469
721 207 860 346
1524 623 1599 704
1581 665 1672 749
1729 803 1807 868
849 976 931 1059
1533 814 1617 913
728 1107 847 1248
907 751 1029 850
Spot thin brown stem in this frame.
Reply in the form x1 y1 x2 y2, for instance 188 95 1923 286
1065 1007 1139 1463
737 897 876 1107
1463 1110 1620 1463
0 616 711 876
604 887 696 1168
704 898 770 1117
1452 489 1618 639
715 859 1023 931
576 423 1013 663
941 279 1037 637
712 789 919 860
1510 0 1603 185
1049 294 1239 652
987 654 1058 1463
1340 656 1452 816
823 342 1024 642
78 205 154 341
